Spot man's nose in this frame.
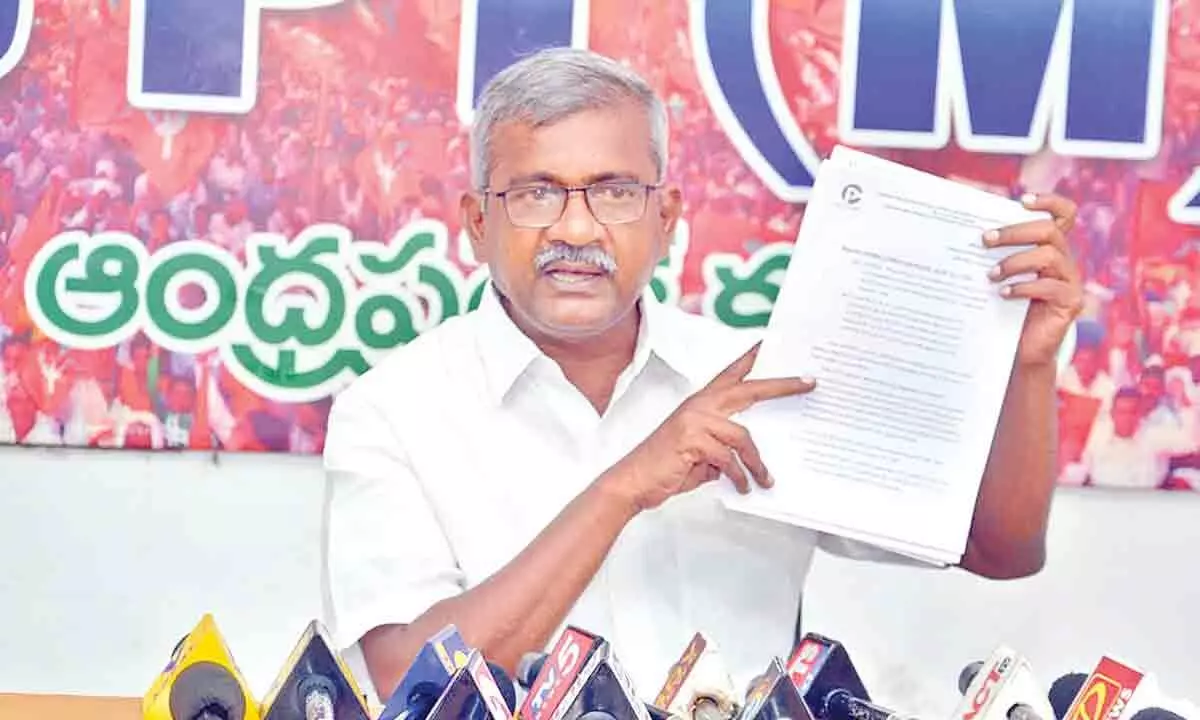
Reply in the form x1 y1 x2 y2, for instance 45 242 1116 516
550 189 604 247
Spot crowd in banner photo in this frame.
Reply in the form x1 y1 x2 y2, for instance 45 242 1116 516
0 0 1199 492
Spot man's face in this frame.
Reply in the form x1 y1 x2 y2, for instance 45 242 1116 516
1073 347 1099 382
1111 396 1141 438
464 103 682 340
1139 372 1164 405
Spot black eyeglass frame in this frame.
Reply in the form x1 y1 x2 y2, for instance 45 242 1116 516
481 180 664 228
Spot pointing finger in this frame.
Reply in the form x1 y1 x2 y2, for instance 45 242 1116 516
707 342 762 389
721 376 816 414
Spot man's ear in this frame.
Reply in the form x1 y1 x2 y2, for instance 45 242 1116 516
461 191 487 262
656 185 684 262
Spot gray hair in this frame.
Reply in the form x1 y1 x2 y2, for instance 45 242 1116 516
469 47 669 190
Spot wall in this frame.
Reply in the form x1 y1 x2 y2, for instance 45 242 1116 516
0 445 1196 715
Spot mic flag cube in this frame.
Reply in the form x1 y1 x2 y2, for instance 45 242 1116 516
425 649 513 720
786 633 870 717
654 632 739 720
259 619 372 720
519 625 651 720
143 613 261 720
740 657 814 720
380 624 472 720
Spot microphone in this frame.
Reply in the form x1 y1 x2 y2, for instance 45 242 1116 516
259 620 372 720
738 657 814 720
954 646 1055 720
378 624 472 720
516 651 549 691
518 625 652 720
1047 675 1087 720
784 633 918 720
423 649 513 719
143 614 259 720
1061 656 1196 720
1128 711 1187 720
785 633 871 716
487 662 517 714
653 632 740 720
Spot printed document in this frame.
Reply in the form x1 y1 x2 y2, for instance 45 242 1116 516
723 146 1046 565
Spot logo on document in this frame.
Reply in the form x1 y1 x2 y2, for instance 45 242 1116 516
840 183 864 206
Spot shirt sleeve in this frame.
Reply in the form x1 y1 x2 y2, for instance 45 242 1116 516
816 532 950 569
322 381 466 653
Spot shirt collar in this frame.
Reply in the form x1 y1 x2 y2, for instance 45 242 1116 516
473 283 707 405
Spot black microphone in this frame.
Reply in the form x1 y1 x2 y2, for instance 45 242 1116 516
260 621 373 720
170 662 248 720
1047 674 1087 720
487 661 517 713
1128 710 1187 720
143 614 256 720
824 689 914 720
785 633 916 720
424 649 513 720
738 657 814 720
517 652 549 691
785 633 871 718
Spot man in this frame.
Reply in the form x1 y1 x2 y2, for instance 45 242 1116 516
322 48 1083 701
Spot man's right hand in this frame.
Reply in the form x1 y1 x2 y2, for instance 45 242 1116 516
603 342 816 513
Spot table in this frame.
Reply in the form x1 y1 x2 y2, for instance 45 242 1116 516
0 694 385 719
0 693 140 719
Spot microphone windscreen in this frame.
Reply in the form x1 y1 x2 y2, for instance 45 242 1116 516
1048 674 1088 720
517 652 548 690
576 712 618 720
486 662 517 712
958 661 985 694
1129 711 1187 720
169 661 247 720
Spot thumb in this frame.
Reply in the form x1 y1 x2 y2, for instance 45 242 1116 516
707 341 761 389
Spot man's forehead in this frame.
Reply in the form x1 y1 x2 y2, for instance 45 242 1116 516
487 106 657 185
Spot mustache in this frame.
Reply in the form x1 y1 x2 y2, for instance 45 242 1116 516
534 243 618 274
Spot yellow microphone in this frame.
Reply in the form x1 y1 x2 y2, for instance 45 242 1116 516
143 613 261 720
259 620 372 720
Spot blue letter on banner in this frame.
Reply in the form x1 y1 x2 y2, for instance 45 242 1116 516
456 0 588 127
0 0 34 82
690 0 820 203
128 0 343 115
840 0 1168 160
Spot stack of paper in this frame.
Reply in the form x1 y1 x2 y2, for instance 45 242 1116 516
723 146 1046 566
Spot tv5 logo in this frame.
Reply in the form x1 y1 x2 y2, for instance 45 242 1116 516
521 628 596 720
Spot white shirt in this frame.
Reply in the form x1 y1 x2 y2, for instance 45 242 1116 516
1083 413 1194 489
323 287 903 702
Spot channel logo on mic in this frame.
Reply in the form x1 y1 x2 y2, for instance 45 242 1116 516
1063 658 1143 720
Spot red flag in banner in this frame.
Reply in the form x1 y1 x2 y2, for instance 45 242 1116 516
70 30 129 130
108 113 224 198
2 179 67 335
1131 180 1194 262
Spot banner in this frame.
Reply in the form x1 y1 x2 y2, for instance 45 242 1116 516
0 0 1197 491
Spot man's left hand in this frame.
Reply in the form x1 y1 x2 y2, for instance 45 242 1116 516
984 192 1084 368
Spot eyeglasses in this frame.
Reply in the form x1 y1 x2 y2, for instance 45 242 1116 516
486 181 661 228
